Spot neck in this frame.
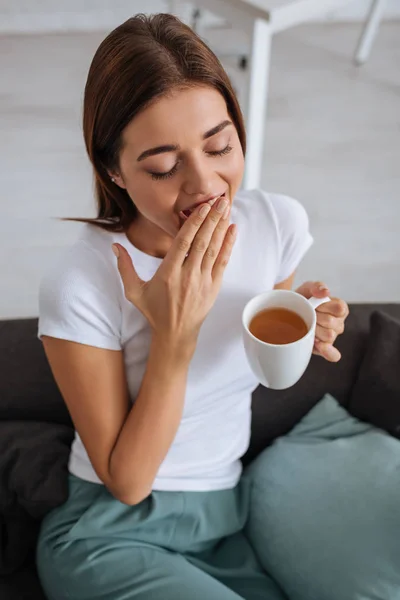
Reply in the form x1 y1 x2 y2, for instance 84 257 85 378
126 215 173 259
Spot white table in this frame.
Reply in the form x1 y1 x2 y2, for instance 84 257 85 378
169 0 385 189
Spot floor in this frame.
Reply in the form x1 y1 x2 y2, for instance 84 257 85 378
0 22 399 319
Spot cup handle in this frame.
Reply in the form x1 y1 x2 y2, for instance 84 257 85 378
307 296 331 310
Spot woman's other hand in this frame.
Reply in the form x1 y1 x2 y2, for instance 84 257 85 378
296 281 349 362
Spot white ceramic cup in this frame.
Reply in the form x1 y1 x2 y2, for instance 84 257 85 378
242 289 330 390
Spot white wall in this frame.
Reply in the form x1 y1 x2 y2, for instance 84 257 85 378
0 0 167 34
0 0 399 34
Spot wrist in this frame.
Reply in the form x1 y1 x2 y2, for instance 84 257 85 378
150 333 197 367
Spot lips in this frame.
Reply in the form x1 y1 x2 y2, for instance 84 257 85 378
178 193 225 223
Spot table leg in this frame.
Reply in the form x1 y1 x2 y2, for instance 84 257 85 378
354 0 386 65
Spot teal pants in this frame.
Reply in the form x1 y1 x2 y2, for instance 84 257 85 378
37 469 287 600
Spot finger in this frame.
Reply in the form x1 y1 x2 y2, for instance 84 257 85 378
313 339 341 362
212 224 237 282
296 281 330 299
201 204 231 272
316 298 349 319
184 197 228 270
112 244 144 303
316 312 345 335
315 324 337 345
164 203 212 270
312 346 323 358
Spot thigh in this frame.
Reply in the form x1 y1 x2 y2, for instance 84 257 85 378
189 531 288 600
37 538 244 600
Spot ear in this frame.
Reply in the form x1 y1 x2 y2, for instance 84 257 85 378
107 170 127 190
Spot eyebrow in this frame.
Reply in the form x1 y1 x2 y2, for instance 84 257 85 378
136 120 233 162
203 119 232 140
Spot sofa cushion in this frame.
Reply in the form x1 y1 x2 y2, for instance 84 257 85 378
0 421 73 519
0 512 40 577
246 394 400 600
0 562 47 600
0 420 73 575
349 310 400 439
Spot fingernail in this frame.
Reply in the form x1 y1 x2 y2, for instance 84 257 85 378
112 244 120 258
199 204 211 218
217 198 228 213
318 284 328 291
222 204 230 220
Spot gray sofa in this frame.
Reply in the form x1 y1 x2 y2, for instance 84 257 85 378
0 303 399 600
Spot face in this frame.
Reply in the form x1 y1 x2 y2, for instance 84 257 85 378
110 85 245 257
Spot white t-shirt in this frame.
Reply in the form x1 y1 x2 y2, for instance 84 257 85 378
38 189 313 491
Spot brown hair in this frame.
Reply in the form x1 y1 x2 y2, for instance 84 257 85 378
77 13 246 232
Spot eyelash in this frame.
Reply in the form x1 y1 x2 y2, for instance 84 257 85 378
149 144 233 181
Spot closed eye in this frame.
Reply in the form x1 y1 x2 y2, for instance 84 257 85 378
149 163 179 181
149 144 233 181
207 144 233 157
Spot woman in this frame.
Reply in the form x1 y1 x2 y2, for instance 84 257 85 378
37 13 349 600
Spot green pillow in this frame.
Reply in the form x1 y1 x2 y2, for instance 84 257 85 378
246 394 400 600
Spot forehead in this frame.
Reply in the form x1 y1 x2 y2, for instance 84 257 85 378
122 86 230 149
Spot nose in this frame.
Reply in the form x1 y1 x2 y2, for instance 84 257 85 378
181 156 215 198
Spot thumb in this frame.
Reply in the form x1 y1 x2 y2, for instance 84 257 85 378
112 244 144 302
295 280 330 300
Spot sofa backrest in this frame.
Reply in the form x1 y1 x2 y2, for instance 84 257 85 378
0 319 71 426
1 305 400 460
244 303 400 463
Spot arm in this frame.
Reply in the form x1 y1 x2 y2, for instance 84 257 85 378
274 273 295 291
42 335 191 505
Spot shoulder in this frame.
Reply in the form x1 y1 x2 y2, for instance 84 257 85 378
233 188 313 284
39 225 122 349
233 188 309 233
41 225 118 299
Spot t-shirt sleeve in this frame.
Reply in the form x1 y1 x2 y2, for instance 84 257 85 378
268 194 314 284
38 242 122 350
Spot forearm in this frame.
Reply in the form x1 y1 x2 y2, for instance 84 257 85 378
108 336 192 504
